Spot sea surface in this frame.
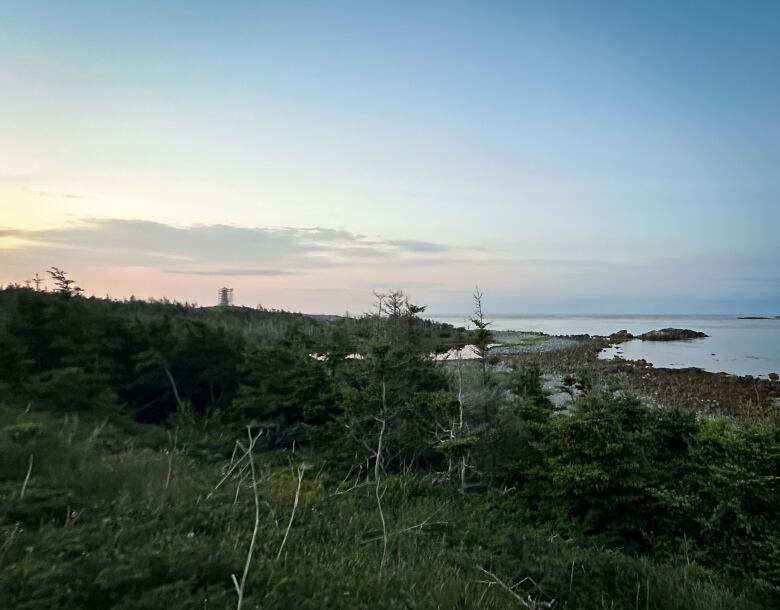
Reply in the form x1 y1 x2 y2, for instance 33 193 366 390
430 315 780 377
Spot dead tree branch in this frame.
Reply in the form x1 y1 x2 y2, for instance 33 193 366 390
476 566 555 609
164 367 184 411
20 454 34 499
232 427 262 610
276 465 305 560
375 378 388 573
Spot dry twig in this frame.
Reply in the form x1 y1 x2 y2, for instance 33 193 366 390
375 379 388 572
231 427 262 610
20 454 34 499
276 465 305 560
476 566 555 609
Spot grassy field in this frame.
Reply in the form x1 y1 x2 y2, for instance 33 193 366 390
0 401 766 610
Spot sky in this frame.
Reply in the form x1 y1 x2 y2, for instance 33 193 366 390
1 0 778 314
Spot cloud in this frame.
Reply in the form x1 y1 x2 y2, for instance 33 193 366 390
386 239 451 253
26 189 86 199
2 218 776 315
0 218 457 276
164 268 295 277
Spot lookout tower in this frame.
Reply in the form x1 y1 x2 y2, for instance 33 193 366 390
217 287 234 307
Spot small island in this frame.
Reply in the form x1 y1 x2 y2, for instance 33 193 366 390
608 328 708 343
639 328 708 341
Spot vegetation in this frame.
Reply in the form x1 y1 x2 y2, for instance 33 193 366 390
0 282 778 608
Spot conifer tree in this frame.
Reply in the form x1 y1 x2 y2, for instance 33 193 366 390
468 288 493 385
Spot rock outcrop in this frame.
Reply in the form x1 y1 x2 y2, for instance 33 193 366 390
638 328 708 341
608 329 634 343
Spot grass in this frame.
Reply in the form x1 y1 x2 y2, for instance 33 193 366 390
493 331 550 346
0 402 770 609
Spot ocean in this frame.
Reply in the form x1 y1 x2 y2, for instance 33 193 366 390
429 315 780 378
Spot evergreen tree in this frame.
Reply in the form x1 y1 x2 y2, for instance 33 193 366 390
467 288 493 385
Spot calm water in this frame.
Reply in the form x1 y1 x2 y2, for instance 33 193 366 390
430 315 780 377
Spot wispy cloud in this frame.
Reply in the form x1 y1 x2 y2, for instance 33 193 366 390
4 219 775 314
164 268 295 277
26 188 86 199
0 218 458 276
386 239 450 253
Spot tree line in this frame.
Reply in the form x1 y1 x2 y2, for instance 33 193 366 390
0 276 778 606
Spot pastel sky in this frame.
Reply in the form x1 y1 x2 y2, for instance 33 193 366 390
1 1 778 314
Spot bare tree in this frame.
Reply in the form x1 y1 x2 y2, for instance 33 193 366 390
372 291 386 339
371 289 427 346
47 267 82 296
385 290 406 343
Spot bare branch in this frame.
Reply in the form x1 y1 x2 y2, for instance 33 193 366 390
476 567 555 609
20 454 34 499
375 378 388 573
332 463 369 496
164 427 178 491
0 523 21 562
208 431 263 500
232 427 262 610
276 465 305 561
363 503 449 544
164 367 185 411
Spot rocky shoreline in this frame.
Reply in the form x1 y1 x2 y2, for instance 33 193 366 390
492 331 780 416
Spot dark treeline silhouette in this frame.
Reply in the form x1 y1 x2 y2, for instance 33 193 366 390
0 283 463 424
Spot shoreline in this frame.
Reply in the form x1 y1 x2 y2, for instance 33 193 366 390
485 331 780 415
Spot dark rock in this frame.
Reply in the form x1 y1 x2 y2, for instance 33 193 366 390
739 316 770 320
608 329 634 343
638 328 708 341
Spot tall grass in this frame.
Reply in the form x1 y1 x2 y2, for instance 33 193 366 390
0 403 769 609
